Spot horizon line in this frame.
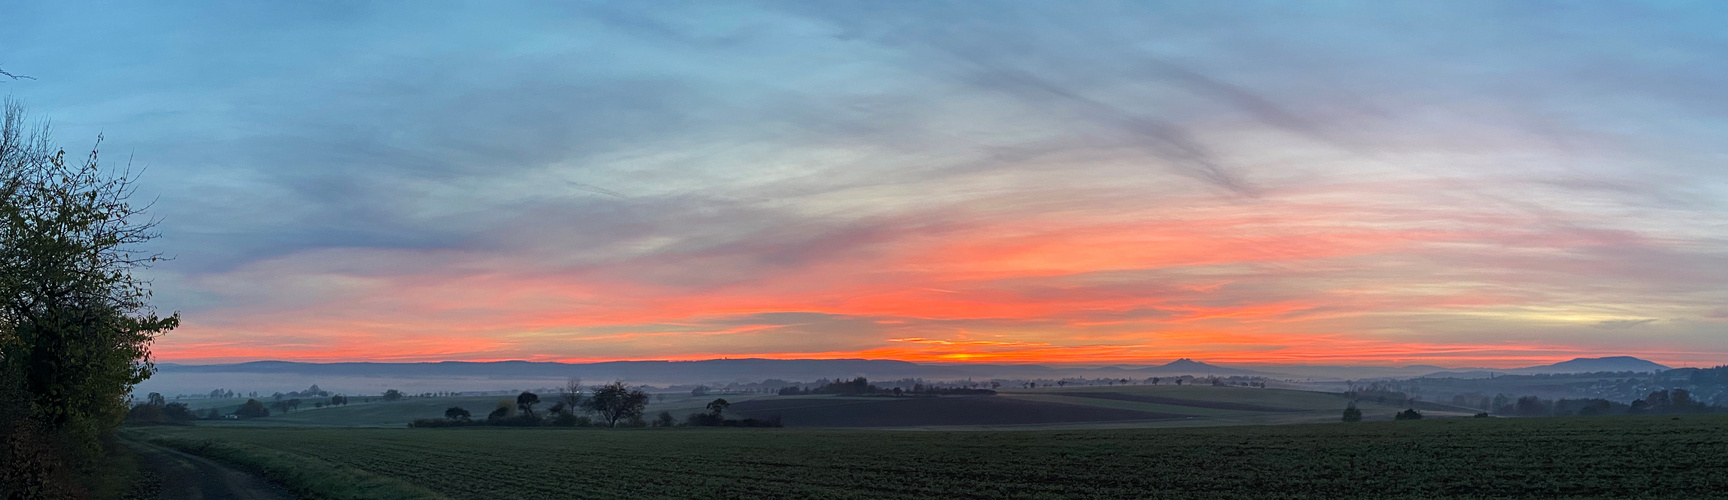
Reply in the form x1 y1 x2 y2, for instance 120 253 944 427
151 354 1682 371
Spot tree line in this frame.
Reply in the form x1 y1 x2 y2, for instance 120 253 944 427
124 391 355 423
410 379 780 429
1490 389 1718 417
1343 388 1721 422
775 377 997 396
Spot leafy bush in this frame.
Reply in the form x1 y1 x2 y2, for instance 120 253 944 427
234 399 271 419
684 413 783 427
409 418 480 428
549 413 591 427
727 416 782 428
126 404 165 424
490 415 543 427
1515 396 1549 417
1342 402 1362 422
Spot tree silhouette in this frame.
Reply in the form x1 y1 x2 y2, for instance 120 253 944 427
1671 389 1695 411
516 392 540 417
706 398 730 417
444 407 470 420
2 98 178 462
161 402 195 421
234 399 270 418
1515 396 1549 417
556 377 582 414
584 380 650 427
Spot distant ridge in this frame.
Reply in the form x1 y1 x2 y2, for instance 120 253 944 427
1141 358 1271 376
151 355 1674 386
157 358 967 381
1422 356 1670 378
1510 356 1670 374
153 357 1279 383
1086 358 1270 376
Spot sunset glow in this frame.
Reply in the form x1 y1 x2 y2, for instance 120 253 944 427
8 3 1726 368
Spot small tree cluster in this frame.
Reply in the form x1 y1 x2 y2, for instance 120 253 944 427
124 392 197 424
234 399 271 419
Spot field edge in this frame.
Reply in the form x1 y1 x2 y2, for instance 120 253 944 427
121 428 448 500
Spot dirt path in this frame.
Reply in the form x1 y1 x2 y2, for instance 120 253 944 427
122 439 297 500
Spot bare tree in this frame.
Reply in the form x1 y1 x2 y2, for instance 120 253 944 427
556 377 582 414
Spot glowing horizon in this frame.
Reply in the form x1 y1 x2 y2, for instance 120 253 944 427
6 3 1726 369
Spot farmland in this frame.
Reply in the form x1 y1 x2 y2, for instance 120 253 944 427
190 393 780 428
723 384 1468 430
130 415 1728 499
206 384 1457 430
727 395 1185 427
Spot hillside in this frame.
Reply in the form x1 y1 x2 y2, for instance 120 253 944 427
1422 356 1670 378
1513 356 1670 374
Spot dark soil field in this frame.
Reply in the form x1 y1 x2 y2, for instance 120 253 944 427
726 395 1185 426
134 415 1728 499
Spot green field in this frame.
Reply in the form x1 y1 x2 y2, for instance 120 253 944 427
720 385 1473 430
203 385 1465 430
130 415 1728 499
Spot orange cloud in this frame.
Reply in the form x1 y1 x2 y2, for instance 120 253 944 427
152 182 1728 368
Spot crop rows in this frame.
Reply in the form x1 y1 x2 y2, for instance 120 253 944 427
142 416 1728 499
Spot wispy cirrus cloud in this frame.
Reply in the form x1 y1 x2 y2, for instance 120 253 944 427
3 1 1726 367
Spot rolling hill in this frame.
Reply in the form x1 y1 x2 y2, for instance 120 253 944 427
1421 356 1670 378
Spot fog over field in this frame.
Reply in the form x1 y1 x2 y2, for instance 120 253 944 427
6 1 1727 498
135 355 1675 398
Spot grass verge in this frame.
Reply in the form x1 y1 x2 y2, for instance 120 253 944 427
122 429 445 500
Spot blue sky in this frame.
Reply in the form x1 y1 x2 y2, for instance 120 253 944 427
3 1 1726 365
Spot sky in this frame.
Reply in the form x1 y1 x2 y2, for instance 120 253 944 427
3 1 1726 368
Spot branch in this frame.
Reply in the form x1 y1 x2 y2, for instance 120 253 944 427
0 66 35 81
